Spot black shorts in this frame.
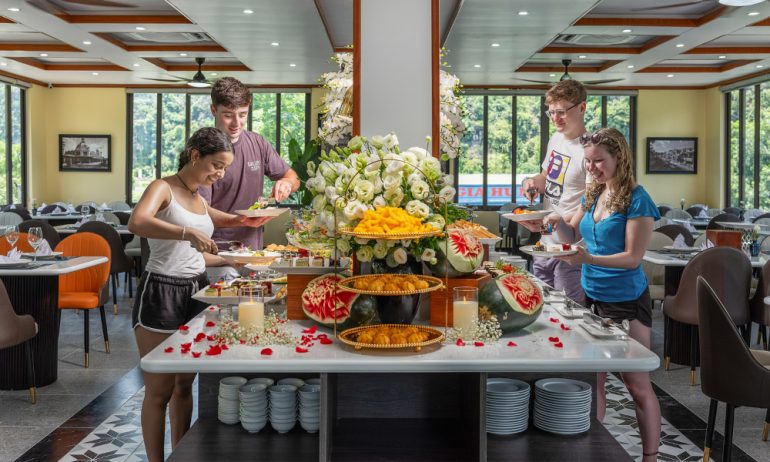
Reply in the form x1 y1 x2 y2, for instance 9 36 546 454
586 288 652 328
132 271 209 333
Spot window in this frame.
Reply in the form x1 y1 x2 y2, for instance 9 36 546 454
725 83 770 210
455 92 636 208
127 90 310 204
0 84 27 206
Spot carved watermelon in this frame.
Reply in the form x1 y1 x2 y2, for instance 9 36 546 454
301 273 377 330
479 272 543 332
428 228 484 277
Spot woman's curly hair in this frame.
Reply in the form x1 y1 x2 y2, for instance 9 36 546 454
581 127 636 214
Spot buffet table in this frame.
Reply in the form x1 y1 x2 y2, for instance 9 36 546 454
142 304 657 462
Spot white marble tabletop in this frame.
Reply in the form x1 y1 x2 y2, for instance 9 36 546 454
141 305 660 375
55 224 133 235
34 213 87 221
0 256 108 276
644 250 764 268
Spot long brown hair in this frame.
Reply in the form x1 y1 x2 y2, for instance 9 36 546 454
177 127 233 171
582 127 635 213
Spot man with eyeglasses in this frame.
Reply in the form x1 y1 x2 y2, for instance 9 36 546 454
519 80 590 305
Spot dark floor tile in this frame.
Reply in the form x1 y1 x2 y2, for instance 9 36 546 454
14 426 93 462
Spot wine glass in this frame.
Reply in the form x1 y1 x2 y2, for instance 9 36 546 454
81 205 91 221
5 225 19 252
27 227 43 262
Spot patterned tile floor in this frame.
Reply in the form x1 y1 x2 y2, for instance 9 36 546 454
55 373 721 462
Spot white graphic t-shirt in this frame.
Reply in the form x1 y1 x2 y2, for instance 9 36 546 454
540 131 590 245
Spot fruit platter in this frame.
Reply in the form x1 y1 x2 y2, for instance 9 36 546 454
338 207 442 240
520 241 578 257
337 324 445 352
192 276 283 305
217 250 282 266
502 209 550 222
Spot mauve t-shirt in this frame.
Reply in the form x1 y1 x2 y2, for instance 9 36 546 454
198 131 289 250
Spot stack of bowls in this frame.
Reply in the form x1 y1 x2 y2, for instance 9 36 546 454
485 378 530 435
298 384 321 433
218 376 246 425
247 377 275 388
533 378 591 435
239 383 268 433
268 384 298 433
277 377 305 389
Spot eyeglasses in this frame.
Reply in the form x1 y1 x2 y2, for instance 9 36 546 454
544 101 580 119
579 131 604 146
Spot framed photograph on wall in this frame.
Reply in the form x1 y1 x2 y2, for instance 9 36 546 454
59 134 111 172
646 137 697 174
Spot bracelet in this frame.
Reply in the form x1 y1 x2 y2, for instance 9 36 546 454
181 226 186 241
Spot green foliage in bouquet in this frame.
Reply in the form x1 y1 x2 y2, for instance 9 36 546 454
287 137 320 207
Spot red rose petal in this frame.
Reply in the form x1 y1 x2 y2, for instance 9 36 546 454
553 342 564 348
549 317 560 323
474 341 485 347
260 348 273 356
191 351 202 358
220 344 229 350
205 345 222 356
295 346 309 353
205 321 216 328
180 342 192 350
206 335 215 341
164 347 173 353
194 332 206 342
319 337 333 345
507 341 517 347
302 325 318 334
548 336 560 343
239 340 246 344
455 339 466 347
316 333 328 339
560 323 571 331
178 325 189 332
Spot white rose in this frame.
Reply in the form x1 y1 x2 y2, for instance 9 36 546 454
420 156 441 176
393 247 408 265
411 180 430 200
373 195 387 208
306 161 316 177
373 242 388 259
409 147 429 159
313 174 328 193
356 246 374 262
311 195 326 212
405 200 430 219
384 133 399 149
353 180 375 203
371 175 383 194
382 173 402 192
421 248 436 262
343 200 363 221
354 237 370 245
384 153 404 174
426 214 446 230
336 238 351 254
384 188 404 207
438 185 456 202
370 135 385 149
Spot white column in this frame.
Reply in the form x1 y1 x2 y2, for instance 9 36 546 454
359 0 432 148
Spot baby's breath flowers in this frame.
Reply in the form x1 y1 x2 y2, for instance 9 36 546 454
446 306 503 344
213 313 298 347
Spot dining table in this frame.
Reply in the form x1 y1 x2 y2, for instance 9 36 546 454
54 223 133 235
0 256 108 389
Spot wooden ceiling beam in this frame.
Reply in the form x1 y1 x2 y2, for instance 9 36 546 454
142 58 248 72
685 46 770 54
636 60 758 73
8 58 128 71
573 6 726 28
57 14 191 24
540 37 674 55
90 34 224 52
0 43 82 52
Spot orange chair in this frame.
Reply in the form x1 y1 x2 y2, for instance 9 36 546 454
54 232 111 368
0 232 35 254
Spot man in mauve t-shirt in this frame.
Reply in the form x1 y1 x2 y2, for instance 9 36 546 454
198 77 300 252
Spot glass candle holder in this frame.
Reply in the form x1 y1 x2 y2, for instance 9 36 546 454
238 287 265 330
453 286 478 331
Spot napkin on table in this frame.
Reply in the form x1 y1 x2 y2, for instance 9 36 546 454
9 204 15 209
672 234 687 249
36 239 53 256
100 202 109 210
699 239 715 251
37 202 47 212
698 209 708 219
685 222 697 232
0 248 22 262
95 212 106 223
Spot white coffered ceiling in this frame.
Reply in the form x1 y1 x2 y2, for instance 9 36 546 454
0 0 768 88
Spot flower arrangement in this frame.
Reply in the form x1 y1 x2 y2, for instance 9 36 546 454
213 313 297 346
317 49 465 159
445 307 503 344
750 224 761 243
304 133 468 267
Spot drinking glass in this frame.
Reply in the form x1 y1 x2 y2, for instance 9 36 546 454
5 225 19 251
81 205 91 220
27 227 43 262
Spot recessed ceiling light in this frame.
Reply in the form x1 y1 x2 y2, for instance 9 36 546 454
289 63 296 67
0 62 6 66
622 29 632 33
92 72 99 76
491 43 500 47
627 65 635 69
549 73 556 77
667 74 675 78
757 64 765 68
39 53 48 57
7 7 19 12
676 43 685 48
135 26 146 31
578 55 587 59
133 63 140 67
211 72 218 76
719 55 727 59
271 42 279 46
82 41 91 45
517 11 528 16
747 11 760 15
243 9 254 14
473 64 481 68
179 53 188 57
719 0 764 5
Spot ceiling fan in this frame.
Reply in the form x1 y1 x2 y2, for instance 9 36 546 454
142 57 213 88
27 0 136 12
632 0 764 12
514 59 625 85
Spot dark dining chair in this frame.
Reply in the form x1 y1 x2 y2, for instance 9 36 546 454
657 205 672 217
0 279 37 403
750 258 770 351
753 212 770 223
19 220 61 249
663 247 752 385
77 221 134 315
706 213 741 230
685 206 705 218
697 277 770 461
723 207 741 216
654 224 695 247
7 208 32 221
39 204 64 215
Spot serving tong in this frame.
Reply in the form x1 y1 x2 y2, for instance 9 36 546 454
581 312 630 340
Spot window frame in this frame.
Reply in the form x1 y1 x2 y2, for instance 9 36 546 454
0 83 27 208
125 88 312 205
453 90 637 211
724 84 765 209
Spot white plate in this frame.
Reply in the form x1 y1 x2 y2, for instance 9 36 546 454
0 260 32 268
192 287 276 305
715 221 754 230
502 210 551 222
662 245 698 252
535 378 591 395
22 251 63 258
218 251 281 265
268 262 342 275
235 207 289 218
520 245 578 257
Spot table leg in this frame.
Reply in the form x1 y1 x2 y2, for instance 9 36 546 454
0 275 60 389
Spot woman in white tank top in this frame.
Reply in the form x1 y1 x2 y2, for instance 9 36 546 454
128 128 271 462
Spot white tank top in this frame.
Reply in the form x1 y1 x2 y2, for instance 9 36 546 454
144 183 214 278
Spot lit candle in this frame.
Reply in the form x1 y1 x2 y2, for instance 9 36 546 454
238 300 264 330
453 286 478 331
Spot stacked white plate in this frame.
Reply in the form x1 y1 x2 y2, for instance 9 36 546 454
218 376 247 425
277 377 305 389
268 384 298 433
486 378 530 435
239 383 268 433
298 384 321 433
533 378 591 435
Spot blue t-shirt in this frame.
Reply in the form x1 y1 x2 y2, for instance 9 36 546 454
578 185 660 302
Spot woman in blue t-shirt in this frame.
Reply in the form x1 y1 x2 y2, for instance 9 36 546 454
544 127 661 461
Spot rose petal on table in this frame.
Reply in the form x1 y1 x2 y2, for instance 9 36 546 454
180 342 192 350
295 346 309 353
206 335 215 341
553 342 564 348
319 337 333 345
316 333 328 339
191 351 202 358
239 340 246 345
260 348 273 356
507 341 517 347
220 344 229 350
560 323 571 331
302 325 318 334
205 321 216 328
178 325 189 333
205 345 222 356
455 339 465 347
474 341 485 347
549 317 560 323
194 333 206 342
164 347 173 353
548 336 560 343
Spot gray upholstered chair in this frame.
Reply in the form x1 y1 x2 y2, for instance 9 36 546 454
0 279 38 403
